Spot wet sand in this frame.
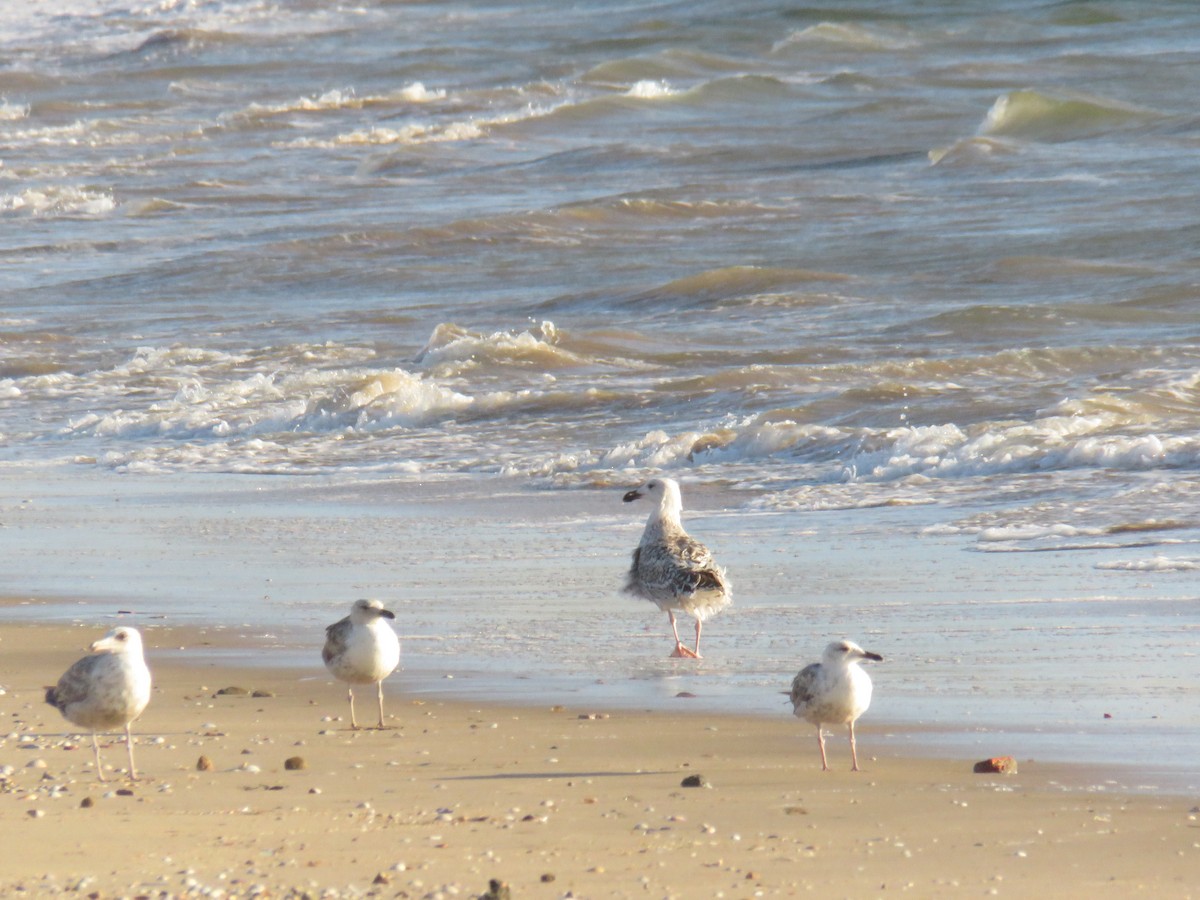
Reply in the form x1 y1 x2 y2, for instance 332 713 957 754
1 623 1196 898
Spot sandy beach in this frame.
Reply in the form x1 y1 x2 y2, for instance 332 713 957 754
1 623 1196 899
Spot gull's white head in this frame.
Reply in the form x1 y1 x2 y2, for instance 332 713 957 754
623 476 683 516
350 598 396 623
90 626 144 656
822 639 883 666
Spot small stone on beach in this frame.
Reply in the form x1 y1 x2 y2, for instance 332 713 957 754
680 774 709 788
197 755 214 771
973 756 1018 775
284 756 307 771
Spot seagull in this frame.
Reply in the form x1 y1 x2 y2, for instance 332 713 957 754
45 626 152 781
322 599 401 729
789 639 883 771
623 476 731 658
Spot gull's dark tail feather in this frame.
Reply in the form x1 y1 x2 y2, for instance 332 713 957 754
45 686 59 708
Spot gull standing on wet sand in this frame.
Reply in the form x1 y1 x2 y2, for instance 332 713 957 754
789 639 883 771
46 625 152 781
323 599 401 729
623 476 731 658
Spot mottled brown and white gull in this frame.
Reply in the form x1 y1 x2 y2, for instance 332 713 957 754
623 476 731 658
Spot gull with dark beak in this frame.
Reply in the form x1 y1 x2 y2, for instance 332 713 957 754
622 476 731 658
789 639 883 771
323 599 401 729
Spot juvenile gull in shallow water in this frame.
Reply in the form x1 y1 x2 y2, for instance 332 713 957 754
323 599 401 729
789 639 882 771
45 625 152 781
623 476 731 658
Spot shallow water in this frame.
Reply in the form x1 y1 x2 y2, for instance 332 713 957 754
2 0 1199 791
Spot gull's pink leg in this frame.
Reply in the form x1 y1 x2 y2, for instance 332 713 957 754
692 618 703 658
667 611 699 658
849 722 860 772
91 732 107 782
817 725 829 771
347 687 360 730
125 723 139 781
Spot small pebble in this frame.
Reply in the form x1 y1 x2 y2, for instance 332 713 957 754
284 756 307 771
197 755 214 771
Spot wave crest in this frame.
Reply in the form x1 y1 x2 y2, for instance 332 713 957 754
981 89 1154 142
414 321 586 372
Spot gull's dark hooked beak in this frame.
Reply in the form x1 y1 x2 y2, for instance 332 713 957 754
623 489 643 503
379 609 396 620
863 651 883 662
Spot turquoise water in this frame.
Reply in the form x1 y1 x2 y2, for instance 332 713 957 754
2 1 1199 790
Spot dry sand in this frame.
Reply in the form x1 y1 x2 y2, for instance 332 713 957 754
1 622 1197 899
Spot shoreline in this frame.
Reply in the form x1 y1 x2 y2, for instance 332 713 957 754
2 613 1196 799
2 623 1198 897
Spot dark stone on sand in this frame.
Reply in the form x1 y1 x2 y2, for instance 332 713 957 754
973 756 1018 775
541 872 556 882
252 690 275 698
197 755 214 771
680 774 709 788
80 797 94 808
215 686 251 696
284 756 307 771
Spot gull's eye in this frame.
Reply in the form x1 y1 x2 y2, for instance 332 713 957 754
116 632 127 641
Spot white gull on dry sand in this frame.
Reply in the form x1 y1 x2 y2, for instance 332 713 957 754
322 599 401 729
45 625 152 782
623 476 731 658
789 639 883 772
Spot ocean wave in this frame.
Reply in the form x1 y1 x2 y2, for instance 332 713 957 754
624 80 677 99
223 82 446 127
582 48 743 86
291 99 537 149
0 99 29 120
771 22 916 53
1096 556 1200 572
62 358 475 444
620 265 851 309
980 89 1156 142
1 185 115 217
927 136 1018 166
413 321 591 373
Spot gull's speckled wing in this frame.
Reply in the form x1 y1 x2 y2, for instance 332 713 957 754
789 663 823 712
625 531 728 602
322 616 352 666
45 653 108 711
